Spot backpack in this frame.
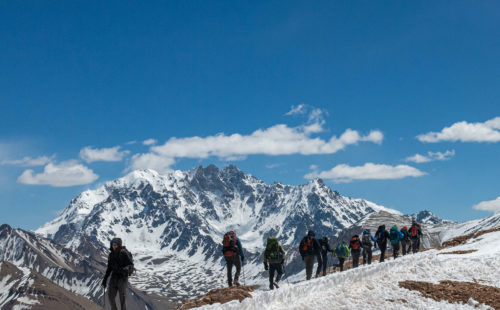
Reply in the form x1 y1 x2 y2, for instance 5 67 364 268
335 244 347 257
401 228 409 241
411 225 419 237
222 231 238 256
300 237 313 256
121 247 135 276
362 233 371 246
350 236 360 251
265 237 283 264
389 229 398 242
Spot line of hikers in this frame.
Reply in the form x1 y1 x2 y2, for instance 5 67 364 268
100 221 423 309
221 220 423 290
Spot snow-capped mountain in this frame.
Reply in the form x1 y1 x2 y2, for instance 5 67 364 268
36 165 397 302
407 210 453 225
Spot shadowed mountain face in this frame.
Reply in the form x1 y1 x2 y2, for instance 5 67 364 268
0 224 174 310
35 165 396 302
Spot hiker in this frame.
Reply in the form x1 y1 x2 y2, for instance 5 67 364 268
299 230 321 280
400 225 411 255
333 241 350 272
375 225 389 262
102 238 134 310
222 230 245 286
389 225 404 259
318 236 333 276
361 229 377 265
409 221 423 254
349 235 362 268
263 237 286 290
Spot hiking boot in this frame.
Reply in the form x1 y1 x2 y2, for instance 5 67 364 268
273 281 279 288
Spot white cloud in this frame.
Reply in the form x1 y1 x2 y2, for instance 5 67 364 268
143 139 157 146
417 117 500 143
79 146 129 163
405 150 455 163
266 163 281 169
1 155 54 166
129 124 383 172
473 196 500 213
125 140 137 145
305 163 426 183
18 161 99 187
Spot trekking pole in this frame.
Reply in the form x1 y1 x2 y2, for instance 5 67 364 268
102 287 106 310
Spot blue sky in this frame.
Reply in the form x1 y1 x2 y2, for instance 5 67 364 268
1 1 500 229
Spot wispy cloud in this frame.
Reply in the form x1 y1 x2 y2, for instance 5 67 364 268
473 196 500 213
143 138 157 146
1 155 54 166
265 163 282 169
405 150 455 163
285 104 307 116
305 163 426 183
18 161 99 187
79 146 129 163
417 117 500 143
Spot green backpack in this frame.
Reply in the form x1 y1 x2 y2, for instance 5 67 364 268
335 244 347 258
265 237 282 263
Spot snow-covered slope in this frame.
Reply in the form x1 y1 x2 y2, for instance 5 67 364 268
198 227 500 309
36 165 397 301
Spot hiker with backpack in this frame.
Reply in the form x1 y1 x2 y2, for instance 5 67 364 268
400 225 411 255
375 225 389 262
389 225 404 259
299 230 322 280
361 229 377 265
102 237 134 310
349 235 362 268
263 237 286 290
318 236 333 276
222 230 245 286
409 221 423 254
333 241 350 272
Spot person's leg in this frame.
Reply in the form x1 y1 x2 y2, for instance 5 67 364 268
321 254 328 275
338 257 345 271
269 263 276 289
276 263 283 282
118 278 127 310
401 240 407 255
367 247 372 264
108 278 119 310
362 248 367 265
225 256 233 286
411 239 417 254
233 256 241 285
380 244 386 262
352 253 359 268
305 255 314 280
315 254 323 277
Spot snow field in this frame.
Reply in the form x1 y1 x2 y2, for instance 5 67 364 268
198 229 500 309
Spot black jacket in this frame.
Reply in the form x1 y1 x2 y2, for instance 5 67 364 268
318 239 333 256
375 226 389 246
104 239 134 281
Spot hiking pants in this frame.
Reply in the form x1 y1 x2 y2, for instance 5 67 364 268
314 254 324 277
351 251 360 268
338 257 346 271
225 254 241 286
304 255 315 280
378 243 387 262
108 276 127 310
392 243 400 259
401 240 409 255
362 246 372 265
269 263 283 289
319 253 328 276
411 238 420 254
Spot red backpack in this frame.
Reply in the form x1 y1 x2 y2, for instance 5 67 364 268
302 237 312 252
411 225 419 237
351 236 360 250
222 231 238 256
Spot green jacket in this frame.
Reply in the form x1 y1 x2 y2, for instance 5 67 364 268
334 244 350 258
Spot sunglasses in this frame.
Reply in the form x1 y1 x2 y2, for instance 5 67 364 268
112 244 119 247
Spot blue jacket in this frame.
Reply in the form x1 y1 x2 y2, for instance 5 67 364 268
362 230 377 245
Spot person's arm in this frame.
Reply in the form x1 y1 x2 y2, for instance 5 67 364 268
398 231 404 240
371 234 377 243
346 246 350 257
